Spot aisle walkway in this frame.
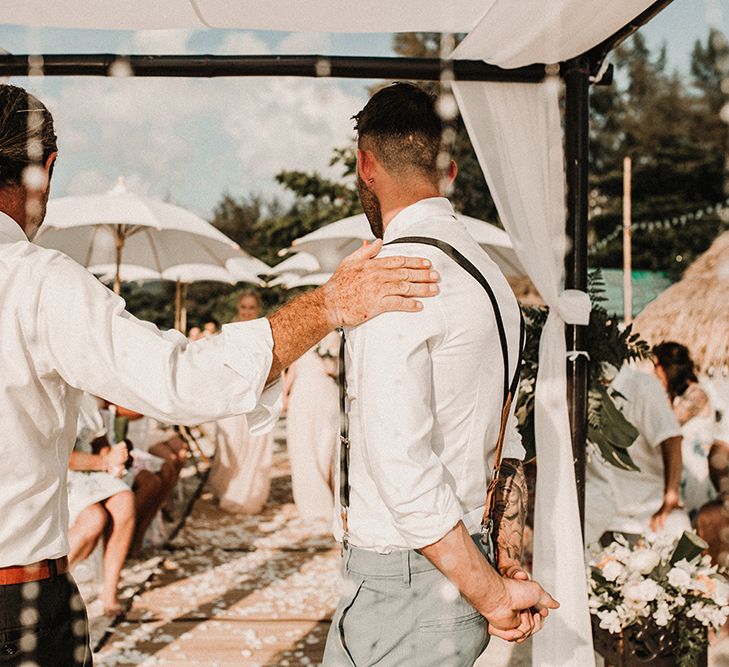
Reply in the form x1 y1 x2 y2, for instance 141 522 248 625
93 425 528 666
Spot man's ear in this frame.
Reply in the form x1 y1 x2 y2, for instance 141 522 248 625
42 152 57 192
357 148 376 182
448 160 458 184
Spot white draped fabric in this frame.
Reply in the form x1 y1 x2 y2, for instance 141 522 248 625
453 79 593 666
0 0 653 44
0 0 487 32
453 2 655 664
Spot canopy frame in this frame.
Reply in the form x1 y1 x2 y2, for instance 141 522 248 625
0 0 674 531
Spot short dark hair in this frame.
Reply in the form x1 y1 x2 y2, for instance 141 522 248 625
0 84 58 189
653 341 698 400
353 82 442 181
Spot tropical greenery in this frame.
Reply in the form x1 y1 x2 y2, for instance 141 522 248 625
515 270 650 465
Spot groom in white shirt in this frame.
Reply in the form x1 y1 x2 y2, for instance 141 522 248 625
322 83 558 667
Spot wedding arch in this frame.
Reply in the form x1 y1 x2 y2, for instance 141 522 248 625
0 2 675 664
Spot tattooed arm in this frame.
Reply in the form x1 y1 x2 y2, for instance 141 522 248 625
492 458 529 578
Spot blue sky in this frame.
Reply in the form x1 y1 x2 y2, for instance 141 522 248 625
0 0 725 219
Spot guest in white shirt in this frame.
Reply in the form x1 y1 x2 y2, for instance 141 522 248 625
322 83 557 667
0 83 439 667
585 363 687 546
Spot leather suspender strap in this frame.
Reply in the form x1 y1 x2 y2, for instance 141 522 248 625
337 236 524 554
338 328 351 547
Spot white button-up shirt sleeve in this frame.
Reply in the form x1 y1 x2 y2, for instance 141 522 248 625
32 250 280 428
354 303 463 550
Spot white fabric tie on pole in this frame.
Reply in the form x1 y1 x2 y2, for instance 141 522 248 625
451 76 594 666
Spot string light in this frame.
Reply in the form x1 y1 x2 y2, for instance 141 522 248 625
588 196 729 255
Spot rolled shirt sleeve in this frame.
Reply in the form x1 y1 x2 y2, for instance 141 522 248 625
355 305 463 549
33 250 281 427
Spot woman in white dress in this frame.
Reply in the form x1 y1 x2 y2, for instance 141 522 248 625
208 290 274 514
284 331 340 522
67 394 136 616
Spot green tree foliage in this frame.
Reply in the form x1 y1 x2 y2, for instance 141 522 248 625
590 31 728 277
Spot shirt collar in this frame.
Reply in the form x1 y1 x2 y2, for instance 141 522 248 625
382 197 456 243
0 211 27 243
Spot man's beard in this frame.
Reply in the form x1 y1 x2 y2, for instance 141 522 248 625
356 175 383 240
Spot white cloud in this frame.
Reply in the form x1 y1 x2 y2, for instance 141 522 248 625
42 59 366 214
218 32 271 55
130 30 195 54
65 170 113 196
277 33 332 54
219 78 361 187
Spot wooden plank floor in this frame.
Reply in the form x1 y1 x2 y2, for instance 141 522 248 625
94 432 339 667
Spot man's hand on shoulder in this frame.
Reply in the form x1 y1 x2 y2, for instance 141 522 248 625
321 239 439 328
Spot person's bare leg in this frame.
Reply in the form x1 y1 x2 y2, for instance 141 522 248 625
150 436 187 512
156 460 179 517
68 504 107 565
99 490 135 616
130 470 164 558
149 436 188 472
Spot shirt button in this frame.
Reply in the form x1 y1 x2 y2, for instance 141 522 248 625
2 643 18 655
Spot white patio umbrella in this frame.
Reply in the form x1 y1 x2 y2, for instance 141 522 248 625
266 272 330 289
91 260 265 331
35 178 248 295
267 251 320 276
288 212 525 278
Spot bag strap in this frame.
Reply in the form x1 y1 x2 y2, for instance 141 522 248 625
338 236 524 552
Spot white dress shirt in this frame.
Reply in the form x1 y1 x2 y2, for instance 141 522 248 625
333 197 524 553
0 212 280 566
585 365 684 543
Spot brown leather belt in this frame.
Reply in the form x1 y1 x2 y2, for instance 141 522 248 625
0 557 69 586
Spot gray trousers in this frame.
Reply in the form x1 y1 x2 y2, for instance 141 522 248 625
322 542 490 667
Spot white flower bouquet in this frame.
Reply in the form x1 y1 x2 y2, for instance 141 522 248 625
588 531 729 666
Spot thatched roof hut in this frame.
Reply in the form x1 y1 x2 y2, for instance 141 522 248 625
633 230 729 373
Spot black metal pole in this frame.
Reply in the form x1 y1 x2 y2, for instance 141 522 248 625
0 53 554 83
564 56 591 537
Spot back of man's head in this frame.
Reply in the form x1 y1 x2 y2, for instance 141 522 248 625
353 83 443 184
0 84 58 191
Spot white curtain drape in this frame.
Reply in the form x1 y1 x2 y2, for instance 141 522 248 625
452 79 593 667
452 5 658 665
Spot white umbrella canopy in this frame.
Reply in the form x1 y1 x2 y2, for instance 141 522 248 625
267 271 330 289
35 179 247 294
289 212 526 277
91 262 265 287
91 260 265 331
268 251 321 277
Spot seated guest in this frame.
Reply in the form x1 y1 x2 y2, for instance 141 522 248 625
187 325 203 341
112 405 185 555
586 360 689 546
68 394 135 617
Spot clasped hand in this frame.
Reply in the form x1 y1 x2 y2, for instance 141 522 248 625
484 568 559 644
